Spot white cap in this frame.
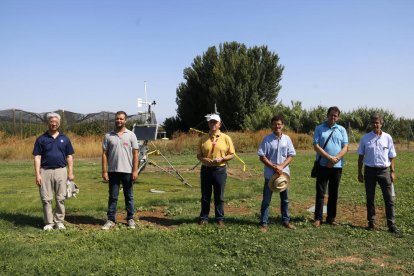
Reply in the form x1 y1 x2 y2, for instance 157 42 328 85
205 114 221 122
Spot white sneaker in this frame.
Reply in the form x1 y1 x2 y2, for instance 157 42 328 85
127 219 136 229
43 224 54 231
102 220 116 230
55 223 66 230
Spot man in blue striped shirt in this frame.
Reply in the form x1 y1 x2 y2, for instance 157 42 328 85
258 116 296 231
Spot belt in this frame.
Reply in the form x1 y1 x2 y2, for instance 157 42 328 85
365 165 388 171
201 165 226 169
41 167 65 170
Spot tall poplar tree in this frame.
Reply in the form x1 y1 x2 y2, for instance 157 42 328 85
175 41 284 130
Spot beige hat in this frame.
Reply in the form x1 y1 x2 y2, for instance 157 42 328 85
268 172 290 192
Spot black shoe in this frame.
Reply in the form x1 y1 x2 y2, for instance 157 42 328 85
388 225 400 235
367 222 375 231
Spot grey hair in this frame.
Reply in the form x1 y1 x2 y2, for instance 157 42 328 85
371 113 384 124
46 112 61 122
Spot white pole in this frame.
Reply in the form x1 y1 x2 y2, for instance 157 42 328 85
144 81 148 108
144 81 148 123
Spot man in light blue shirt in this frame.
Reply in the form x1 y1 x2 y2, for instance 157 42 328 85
258 116 296 231
358 113 398 234
312 106 348 227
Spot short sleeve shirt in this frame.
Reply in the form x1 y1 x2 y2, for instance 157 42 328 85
103 129 139 173
32 132 75 169
313 122 348 168
197 132 235 167
258 133 296 179
357 131 396 168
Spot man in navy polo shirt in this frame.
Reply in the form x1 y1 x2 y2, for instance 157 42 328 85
33 112 75 231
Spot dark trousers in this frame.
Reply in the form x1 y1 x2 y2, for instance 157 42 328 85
364 166 395 228
107 172 135 222
314 167 342 221
199 166 227 222
260 179 290 225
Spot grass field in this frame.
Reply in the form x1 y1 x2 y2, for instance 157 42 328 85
0 151 413 275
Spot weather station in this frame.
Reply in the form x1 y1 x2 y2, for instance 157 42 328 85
132 82 191 187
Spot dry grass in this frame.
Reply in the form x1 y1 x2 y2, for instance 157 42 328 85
1 131 412 160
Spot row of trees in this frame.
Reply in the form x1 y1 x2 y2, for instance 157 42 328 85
163 102 414 142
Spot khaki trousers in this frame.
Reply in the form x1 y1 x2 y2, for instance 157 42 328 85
39 167 67 225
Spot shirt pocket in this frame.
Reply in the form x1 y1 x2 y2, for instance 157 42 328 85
279 141 288 157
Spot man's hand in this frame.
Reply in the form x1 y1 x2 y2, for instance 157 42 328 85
273 164 283 175
102 172 109 181
390 171 395 183
358 172 364 183
132 171 138 182
35 175 42 187
68 173 75 181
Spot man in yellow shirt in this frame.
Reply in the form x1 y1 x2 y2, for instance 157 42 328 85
196 114 235 226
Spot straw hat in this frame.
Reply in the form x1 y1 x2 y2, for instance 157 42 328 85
268 172 290 192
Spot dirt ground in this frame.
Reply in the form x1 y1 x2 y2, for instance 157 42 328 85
67 160 389 230
66 197 385 231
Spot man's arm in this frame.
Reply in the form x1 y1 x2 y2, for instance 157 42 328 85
259 155 292 175
389 158 395 183
34 155 42 186
102 149 109 181
66 154 74 181
358 155 364 183
132 149 139 181
313 144 336 164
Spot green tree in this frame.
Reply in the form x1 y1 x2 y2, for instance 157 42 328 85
174 41 284 131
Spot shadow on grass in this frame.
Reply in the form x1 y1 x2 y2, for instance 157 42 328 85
65 214 106 226
0 212 42 228
139 216 196 226
138 215 307 227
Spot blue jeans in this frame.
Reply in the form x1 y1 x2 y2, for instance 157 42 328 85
314 167 342 221
199 166 227 222
364 166 395 228
107 172 135 222
260 179 290 225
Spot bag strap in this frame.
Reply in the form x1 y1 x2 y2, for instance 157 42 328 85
317 129 335 163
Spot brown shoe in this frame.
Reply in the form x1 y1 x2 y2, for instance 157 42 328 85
313 220 321 228
282 222 296 229
260 224 268 233
327 219 337 226
216 220 225 228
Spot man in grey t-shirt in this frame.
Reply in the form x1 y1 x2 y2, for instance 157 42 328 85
101 111 139 230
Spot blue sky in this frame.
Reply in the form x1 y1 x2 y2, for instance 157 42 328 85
1 0 413 122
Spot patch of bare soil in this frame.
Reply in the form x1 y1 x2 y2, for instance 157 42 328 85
288 197 386 228
371 257 403 271
327 256 364 265
325 256 404 272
